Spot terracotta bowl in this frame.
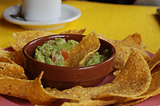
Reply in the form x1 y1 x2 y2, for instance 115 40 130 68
23 34 116 90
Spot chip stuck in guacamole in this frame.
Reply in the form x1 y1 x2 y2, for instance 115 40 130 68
34 37 109 67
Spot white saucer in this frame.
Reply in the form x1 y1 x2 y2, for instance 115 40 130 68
3 4 81 30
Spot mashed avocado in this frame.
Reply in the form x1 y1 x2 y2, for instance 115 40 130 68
81 49 109 67
34 38 109 67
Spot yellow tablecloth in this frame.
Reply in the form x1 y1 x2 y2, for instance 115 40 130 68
0 0 159 53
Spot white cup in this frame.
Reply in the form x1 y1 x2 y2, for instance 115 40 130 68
21 0 62 22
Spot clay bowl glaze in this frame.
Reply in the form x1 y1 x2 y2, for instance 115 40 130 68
23 34 116 90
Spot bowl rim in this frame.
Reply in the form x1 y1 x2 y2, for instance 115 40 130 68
22 34 116 69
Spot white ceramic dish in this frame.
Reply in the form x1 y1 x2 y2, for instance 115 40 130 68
3 4 81 30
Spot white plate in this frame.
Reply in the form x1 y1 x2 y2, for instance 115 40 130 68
3 4 81 30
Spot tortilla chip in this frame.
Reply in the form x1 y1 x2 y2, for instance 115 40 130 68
0 71 58 105
0 62 27 79
7 50 23 66
115 97 148 106
114 45 151 70
115 65 160 106
113 70 121 77
0 56 15 64
60 28 86 35
0 48 9 56
97 33 146 51
118 33 145 50
97 33 120 46
134 65 160 97
0 48 23 66
139 65 160 97
136 48 151 62
96 49 152 98
148 48 160 70
9 41 22 52
60 86 93 101
110 33 150 70
61 100 116 106
65 31 100 67
114 45 131 69
44 87 61 95
12 31 54 48
47 85 105 102
93 94 127 104
0 76 32 99
27 72 57 105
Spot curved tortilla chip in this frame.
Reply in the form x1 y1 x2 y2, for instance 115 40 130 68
27 72 57 105
65 31 100 67
96 49 152 98
114 65 160 106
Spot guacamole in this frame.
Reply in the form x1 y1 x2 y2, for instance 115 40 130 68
34 38 109 67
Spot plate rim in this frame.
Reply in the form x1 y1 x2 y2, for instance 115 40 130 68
2 4 81 26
